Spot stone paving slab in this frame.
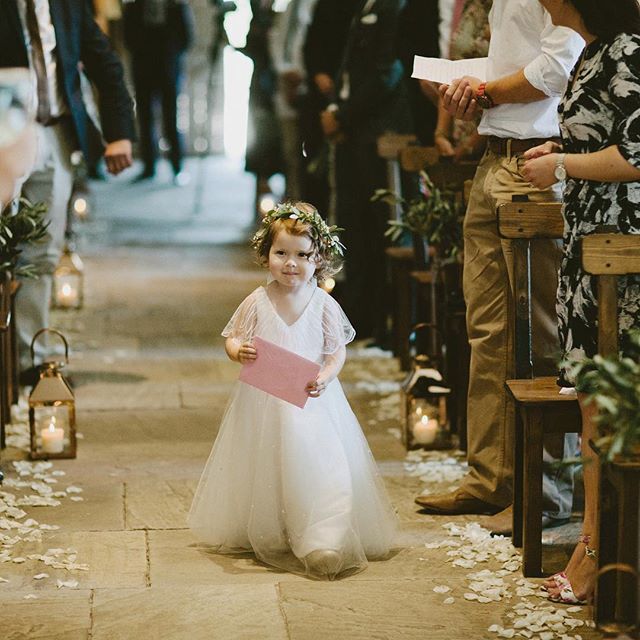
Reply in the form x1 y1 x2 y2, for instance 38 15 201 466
148 529 306 586
278 578 513 640
125 479 195 530
17 480 125 533
0 590 91 640
0 531 146 590
91 585 288 640
75 382 182 411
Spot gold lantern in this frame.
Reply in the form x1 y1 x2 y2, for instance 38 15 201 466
28 329 77 460
52 244 84 310
401 353 451 450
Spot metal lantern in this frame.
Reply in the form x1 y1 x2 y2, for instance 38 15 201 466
28 329 76 460
401 353 451 450
52 244 84 310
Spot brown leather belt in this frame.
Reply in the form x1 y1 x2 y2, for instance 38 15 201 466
486 136 560 156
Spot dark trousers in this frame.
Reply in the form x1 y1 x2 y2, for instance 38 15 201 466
334 134 389 343
132 50 185 174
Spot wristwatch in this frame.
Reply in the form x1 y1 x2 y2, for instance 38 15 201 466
475 83 495 109
554 153 567 181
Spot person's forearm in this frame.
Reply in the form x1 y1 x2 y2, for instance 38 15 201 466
565 146 640 182
486 69 547 105
435 102 452 138
321 347 346 381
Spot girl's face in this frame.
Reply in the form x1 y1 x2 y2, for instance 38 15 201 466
268 230 316 289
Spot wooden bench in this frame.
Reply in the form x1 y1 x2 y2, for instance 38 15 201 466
582 234 640 634
499 201 581 577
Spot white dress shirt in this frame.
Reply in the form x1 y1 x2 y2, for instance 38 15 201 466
17 0 68 118
478 0 584 139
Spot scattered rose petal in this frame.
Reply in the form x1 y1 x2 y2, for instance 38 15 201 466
56 579 79 589
433 585 451 593
33 573 49 580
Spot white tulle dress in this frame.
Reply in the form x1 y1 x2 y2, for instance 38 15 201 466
188 284 397 579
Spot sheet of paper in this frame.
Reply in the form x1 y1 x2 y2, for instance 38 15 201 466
412 56 488 85
239 336 321 409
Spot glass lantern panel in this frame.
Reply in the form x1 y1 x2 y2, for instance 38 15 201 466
53 274 82 308
33 405 71 454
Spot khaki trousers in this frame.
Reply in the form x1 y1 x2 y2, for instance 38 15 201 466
461 148 573 511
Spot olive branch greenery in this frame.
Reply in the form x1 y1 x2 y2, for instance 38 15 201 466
0 197 49 278
566 329 640 461
372 171 464 261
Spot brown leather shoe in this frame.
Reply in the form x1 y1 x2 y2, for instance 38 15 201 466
479 505 513 535
414 489 503 515
479 505 571 537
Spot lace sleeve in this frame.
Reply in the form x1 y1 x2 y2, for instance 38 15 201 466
221 289 259 342
321 292 356 355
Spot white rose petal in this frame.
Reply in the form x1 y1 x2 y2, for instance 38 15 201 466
433 585 451 593
443 597 455 604
33 573 49 580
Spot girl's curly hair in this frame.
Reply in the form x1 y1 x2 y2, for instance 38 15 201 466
252 202 344 283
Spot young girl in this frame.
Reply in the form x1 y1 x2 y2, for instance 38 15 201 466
188 202 397 579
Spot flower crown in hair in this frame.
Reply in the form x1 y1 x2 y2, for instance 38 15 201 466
251 202 345 258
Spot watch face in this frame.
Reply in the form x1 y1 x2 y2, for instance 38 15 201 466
476 94 492 110
554 165 567 181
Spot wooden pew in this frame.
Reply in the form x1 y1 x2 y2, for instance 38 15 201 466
401 146 477 445
582 234 640 634
500 201 581 577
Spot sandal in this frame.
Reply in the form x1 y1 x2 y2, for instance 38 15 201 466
547 535 596 605
548 573 587 605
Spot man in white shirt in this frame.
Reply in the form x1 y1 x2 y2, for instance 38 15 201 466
0 0 134 380
415 0 584 532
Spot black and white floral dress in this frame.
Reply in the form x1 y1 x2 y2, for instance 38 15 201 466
557 32 640 383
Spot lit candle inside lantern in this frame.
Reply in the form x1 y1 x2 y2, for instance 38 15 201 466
56 279 79 307
413 414 438 445
41 417 64 454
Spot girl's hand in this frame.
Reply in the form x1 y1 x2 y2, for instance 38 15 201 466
522 153 559 189
523 141 562 160
306 372 331 398
237 342 257 364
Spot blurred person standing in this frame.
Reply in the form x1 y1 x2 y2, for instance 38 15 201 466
123 0 194 185
0 0 135 381
301 0 359 211
320 0 412 344
269 0 319 200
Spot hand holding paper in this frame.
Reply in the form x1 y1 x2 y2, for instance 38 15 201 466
239 336 321 409
412 56 487 85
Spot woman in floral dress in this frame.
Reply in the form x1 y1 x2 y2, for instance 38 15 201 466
523 0 640 605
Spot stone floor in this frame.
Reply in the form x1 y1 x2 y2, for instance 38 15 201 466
0 159 602 639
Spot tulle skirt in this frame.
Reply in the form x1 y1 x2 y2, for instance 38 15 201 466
188 379 398 579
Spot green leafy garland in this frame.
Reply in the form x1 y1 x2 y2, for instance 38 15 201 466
251 202 345 258
373 171 464 260
0 198 49 278
567 329 640 461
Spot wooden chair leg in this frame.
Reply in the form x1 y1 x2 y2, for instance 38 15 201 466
616 472 639 626
522 406 544 577
512 405 524 548
596 465 618 627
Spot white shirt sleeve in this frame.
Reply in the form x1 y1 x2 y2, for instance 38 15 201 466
523 13 584 97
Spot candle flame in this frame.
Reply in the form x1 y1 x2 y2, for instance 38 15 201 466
421 415 429 425
48 417 57 433
61 283 72 296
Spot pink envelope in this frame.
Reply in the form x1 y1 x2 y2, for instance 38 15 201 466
239 336 321 409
